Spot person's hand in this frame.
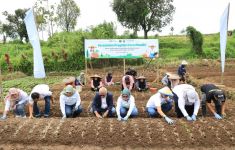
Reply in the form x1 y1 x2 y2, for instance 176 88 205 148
117 116 122 121
191 114 197 121
164 116 174 125
74 105 79 111
62 115 66 119
96 113 102 119
214 113 222 120
0 116 7 121
186 115 193 121
221 113 226 118
123 116 128 121
102 111 108 118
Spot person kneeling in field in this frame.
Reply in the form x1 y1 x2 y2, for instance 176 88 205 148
60 85 83 119
146 87 174 124
90 87 116 118
135 76 148 92
116 88 138 121
90 74 103 92
28 84 53 118
201 84 226 119
0 88 28 120
173 84 200 121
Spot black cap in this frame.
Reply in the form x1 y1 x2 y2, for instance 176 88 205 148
214 90 225 102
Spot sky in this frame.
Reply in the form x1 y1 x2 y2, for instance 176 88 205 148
0 0 234 38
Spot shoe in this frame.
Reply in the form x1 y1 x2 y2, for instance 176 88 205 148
0 116 7 120
34 114 41 118
44 115 49 118
15 115 21 118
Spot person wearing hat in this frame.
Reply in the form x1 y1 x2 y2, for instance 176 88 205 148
135 76 148 91
172 84 200 121
63 76 76 87
146 87 174 124
121 75 135 91
90 87 115 118
168 74 181 89
75 72 85 87
0 88 28 120
28 84 53 118
60 85 83 119
104 72 114 86
200 84 226 119
116 88 138 121
90 74 103 91
177 60 188 83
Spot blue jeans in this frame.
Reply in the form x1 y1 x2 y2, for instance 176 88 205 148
14 103 26 117
120 106 138 118
90 107 116 117
65 104 83 118
33 96 51 117
146 102 172 117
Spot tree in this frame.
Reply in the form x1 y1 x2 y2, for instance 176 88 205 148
57 0 80 32
170 26 174 35
186 26 203 54
112 0 175 39
90 22 117 39
2 9 28 42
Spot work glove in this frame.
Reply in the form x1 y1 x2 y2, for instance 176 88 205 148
117 116 122 121
62 115 66 119
214 113 222 120
0 116 7 121
186 115 193 121
191 114 197 121
164 116 174 125
123 116 129 121
74 105 79 111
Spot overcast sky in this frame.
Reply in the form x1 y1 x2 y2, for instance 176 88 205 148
0 0 234 37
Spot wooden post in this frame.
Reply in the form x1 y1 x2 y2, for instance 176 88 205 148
85 58 88 85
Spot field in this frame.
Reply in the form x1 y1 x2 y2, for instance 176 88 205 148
0 59 235 149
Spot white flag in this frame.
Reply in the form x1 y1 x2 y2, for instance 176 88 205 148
24 9 46 78
220 3 230 73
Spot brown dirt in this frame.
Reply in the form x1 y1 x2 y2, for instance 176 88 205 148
0 59 235 149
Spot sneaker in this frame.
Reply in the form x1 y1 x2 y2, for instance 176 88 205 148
0 116 7 120
34 114 41 118
44 115 49 118
15 115 21 118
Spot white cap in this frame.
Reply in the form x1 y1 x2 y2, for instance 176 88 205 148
186 90 197 103
181 60 188 65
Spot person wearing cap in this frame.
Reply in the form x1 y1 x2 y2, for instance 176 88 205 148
104 72 114 86
90 87 115 118
90 74 103 91
60 85 83 119
135 76 148 91
177 60 188 83
146 87 174 124
161 72 172 88
75 72 85 87
121 75 135 91
28 84 53 118
0 88 28 120
200 84 226 119
172 84 200 121
116 88 138 121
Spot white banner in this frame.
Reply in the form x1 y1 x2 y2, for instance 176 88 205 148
220 3 230 73
85 39 159 59
24 9 46 78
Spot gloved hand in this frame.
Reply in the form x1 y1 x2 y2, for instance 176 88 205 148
62 115 66 119
74 105 79 111
0 116 7 120
117 116 122 121
164 116 174 125
214 113 222 120
191 114 197 121
186 115 193 121
123 116 129 121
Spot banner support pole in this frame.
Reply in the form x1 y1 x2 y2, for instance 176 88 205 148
123 59 126 75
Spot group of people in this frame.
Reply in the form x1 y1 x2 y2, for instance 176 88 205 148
0 61 227 125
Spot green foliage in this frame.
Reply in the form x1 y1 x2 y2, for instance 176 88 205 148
90 22 117 39
186 26 203 54
57 0 80 32
112 0 175 39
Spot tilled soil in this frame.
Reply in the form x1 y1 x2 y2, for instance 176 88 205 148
0 60 235 149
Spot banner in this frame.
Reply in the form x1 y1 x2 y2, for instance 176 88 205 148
220 3 230 73
85 39 159 59
24 8 46 78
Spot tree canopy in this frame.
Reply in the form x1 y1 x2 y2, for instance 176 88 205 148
57 0 80 32
112 0 175 39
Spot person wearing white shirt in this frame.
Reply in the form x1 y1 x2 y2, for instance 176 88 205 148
172 84 200 121
91 87 115 118
60 85 82 119
28 84 53 118
0 88 28 120
116 88 138 121
146 87 174 124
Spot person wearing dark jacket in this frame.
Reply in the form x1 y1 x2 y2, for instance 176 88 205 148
201 84 226 119
135 76 148 91
91 87 116 118
177 60 188 83
90 74 103 91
